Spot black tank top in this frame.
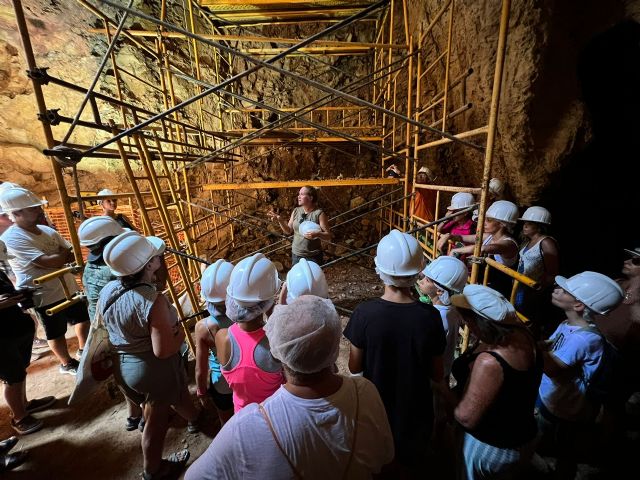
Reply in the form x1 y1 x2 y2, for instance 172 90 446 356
451 344 542 448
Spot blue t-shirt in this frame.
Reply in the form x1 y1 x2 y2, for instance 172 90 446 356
206 303 233 385
538 321 604 421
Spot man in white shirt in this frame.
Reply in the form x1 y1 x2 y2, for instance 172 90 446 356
0 187 89 375
185 295 394 480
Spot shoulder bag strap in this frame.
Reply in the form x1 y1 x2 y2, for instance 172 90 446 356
102 282 154 315
258 404 303 479
341 377 360 480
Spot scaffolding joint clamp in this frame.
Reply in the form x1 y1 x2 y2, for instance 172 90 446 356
26 67 50 85
38 109 62 126
467 255 486 265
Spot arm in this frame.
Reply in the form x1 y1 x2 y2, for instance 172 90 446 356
304 212 332 241
278 282 288 305
540 237 560 287
540 348 573 379
149 294 185 359
195 320 216 400
450 236 513 257
215 328 231 367
429 354 445 382
348 344 364 374
0 292 25 310
454 353 503 430
32 246 74 269
268 209 294 235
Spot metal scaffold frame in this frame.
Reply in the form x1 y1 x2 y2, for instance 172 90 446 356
11 0 519 351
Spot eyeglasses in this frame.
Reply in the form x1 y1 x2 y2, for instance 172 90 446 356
631 257 640 266
300 213 307 221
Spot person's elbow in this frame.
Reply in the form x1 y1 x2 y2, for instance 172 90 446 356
454 405 478 430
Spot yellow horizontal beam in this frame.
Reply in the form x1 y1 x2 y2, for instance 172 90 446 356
203 177 400 191
201 8 367 20
237 136 383 144
416 126 488 151
199 0 374 5
88 29 406 50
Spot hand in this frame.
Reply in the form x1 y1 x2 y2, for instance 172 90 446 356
0 293 25 310
303 231 319 240
436 234 450 252
198 394 212 409
267 210 282 222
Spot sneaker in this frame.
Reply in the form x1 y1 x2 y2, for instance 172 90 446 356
59 359 79 376
125 416 141 432
74 349 84 361
32 338 49 350
0 436 18 455
187 409 203 434
25 396 56 414
11 414 43 435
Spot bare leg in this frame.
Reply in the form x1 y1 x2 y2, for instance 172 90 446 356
74 321 90 350
127 397 143 418
4 382 27 421
48 337 72 365
141 402 170 474
171 386 199 422
218 408 233 426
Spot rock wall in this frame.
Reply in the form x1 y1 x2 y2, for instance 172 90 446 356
2 0 639 272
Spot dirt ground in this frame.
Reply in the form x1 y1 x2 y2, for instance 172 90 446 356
0 263 380 480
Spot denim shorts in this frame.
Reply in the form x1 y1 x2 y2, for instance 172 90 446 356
117 351 187 405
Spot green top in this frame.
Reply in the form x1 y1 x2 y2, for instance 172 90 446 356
291 206 324 257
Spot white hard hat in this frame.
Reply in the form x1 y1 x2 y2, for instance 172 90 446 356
78 216 125 247
486 200 519 224
519 206 551 225
286 259 329 303
422 256 468 293
299 220 321 236
555 271 624 315
451 284 516 322
97 189 116 197
226 253 281 306
447 192 474 211
489 178 505 196
0 187 47 213
0 182 21 192
201 259 234 304
417 166 435 181
375 229 425 276
103 231 166 277
0 239 15 262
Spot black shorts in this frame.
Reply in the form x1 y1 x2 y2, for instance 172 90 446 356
35 299 90 340
208 384 233 411
0 330 34 384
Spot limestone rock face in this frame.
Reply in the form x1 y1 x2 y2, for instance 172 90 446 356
1 0 639 216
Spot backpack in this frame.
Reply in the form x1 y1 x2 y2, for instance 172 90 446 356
577 325 625 408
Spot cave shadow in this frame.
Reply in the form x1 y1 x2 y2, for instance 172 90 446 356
0 437 137 480
539 20 640 277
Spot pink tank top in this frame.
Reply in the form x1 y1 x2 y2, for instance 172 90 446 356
222 323 284 412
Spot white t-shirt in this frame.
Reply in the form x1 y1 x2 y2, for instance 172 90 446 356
538 321 604 422
1 224 78 307
434 304 463 377
184 375 394 480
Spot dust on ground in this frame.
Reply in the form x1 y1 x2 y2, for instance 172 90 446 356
0 263 381 479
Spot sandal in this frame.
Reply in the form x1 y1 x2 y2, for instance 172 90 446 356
141 450 190 480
